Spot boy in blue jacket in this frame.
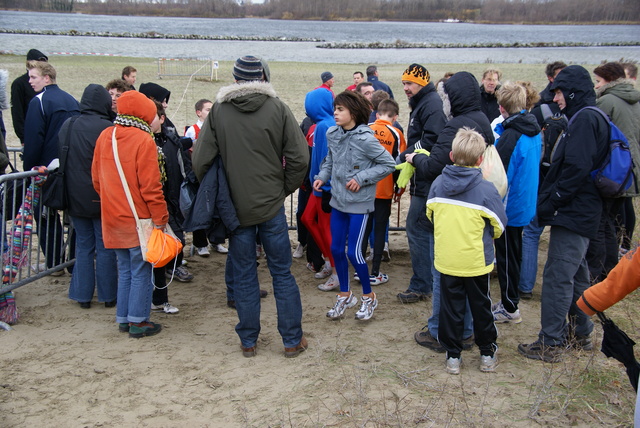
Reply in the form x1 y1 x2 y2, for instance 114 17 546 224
427 127 507 374
492 82 541 324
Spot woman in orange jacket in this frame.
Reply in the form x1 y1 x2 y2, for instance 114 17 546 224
92 90 168 338
577 248 640 425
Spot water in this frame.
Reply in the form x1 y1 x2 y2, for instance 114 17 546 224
1 11 639 63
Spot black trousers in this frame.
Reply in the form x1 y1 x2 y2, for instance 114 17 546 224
439 273 497 359
361 198 392 275
587 198 622 283
495 225 523 313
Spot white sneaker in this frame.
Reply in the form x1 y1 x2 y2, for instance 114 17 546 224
151 302 179 314
355 293 378 320
493 305 522 324
446 356 462 375
326 292 357 319
365 252 373 262
490 300 502 312
315 263 332 279
369 273 389 286
382 242 391 262
196 246 210 257
318 275 340 292
292 243 304 258
480 353 498 372
215 244 228 254
256 244 264 259
353 272 360 282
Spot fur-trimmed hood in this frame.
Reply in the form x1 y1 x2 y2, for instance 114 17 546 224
596 78 640 104
216 81 277 113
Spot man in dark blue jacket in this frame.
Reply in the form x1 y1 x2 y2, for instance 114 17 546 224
23 61 79 170
24 60 79 272
518 65 609 363
366 65 394 99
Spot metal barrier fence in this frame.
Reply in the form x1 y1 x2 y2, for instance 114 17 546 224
0 167 74 295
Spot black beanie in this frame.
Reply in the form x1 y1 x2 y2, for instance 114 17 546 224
27 49 48 62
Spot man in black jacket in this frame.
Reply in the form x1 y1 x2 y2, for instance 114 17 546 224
518 65 609 363
408 71 495 353
479 68 502 122
396 64 446 304
10 49 48 146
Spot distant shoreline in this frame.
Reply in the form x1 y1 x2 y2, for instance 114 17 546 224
1 28 638 49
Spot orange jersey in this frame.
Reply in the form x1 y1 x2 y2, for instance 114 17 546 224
369 119 406 199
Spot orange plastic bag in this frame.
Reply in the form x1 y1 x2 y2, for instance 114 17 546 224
146 226 183 268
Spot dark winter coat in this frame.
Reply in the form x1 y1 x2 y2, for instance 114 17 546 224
398 82 447 197
480 85 500 122
412 72 495 197
10 49 48 145
23 84 80 170
537 65 609 239
183 156 239 243
58 84 115 218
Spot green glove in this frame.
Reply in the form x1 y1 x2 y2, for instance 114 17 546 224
395 149 430 189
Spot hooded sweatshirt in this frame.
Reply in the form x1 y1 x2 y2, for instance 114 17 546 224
537 65 609 239
494 111 542 226
304 87 335 196
412 71 494 197
92 91 168 249
192 80 308 227
427 164 506 277
59 84 115 218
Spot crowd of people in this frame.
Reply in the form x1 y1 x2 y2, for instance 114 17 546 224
2 50 640 377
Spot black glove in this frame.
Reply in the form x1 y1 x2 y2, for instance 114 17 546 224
321 191 332 213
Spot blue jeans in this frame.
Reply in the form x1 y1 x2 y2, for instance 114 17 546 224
519 216 543 294
114 247 153 324
405 195 432 295
427 229 474 338
228 206 303 349
539 226 593 346
68 216 117 303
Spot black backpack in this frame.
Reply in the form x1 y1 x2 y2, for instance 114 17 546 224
539 103 568 176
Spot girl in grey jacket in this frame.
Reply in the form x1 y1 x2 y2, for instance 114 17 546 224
314 91 395 321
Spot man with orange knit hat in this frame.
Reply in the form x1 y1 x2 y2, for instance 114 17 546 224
396 63 446 305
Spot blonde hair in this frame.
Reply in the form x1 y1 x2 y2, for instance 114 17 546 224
516 80 540 111
452 127 486 167
496 81 527 115
27 60 56 84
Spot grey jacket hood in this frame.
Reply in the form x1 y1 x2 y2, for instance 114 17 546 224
440 164 483 197
596 78 640 104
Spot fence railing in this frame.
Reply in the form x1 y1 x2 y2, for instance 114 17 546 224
0 168 74 295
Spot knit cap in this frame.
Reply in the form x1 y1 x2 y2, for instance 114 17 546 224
233 56 264 82
27 49 48 62
402 64 430 87
321 71 334 83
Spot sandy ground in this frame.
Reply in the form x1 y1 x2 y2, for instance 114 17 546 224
1 220 636 427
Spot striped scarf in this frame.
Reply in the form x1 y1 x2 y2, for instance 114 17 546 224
114 114 152 134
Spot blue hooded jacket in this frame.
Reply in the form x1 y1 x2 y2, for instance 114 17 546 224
304 87 335 196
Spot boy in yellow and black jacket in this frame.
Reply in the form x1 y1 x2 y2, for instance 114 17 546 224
426 127 507 374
